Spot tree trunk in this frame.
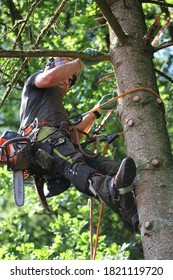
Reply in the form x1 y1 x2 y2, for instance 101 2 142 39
108 0 173 259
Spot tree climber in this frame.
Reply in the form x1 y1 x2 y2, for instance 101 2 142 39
18 49 139 232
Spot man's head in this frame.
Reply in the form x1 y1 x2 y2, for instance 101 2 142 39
45 57 79 88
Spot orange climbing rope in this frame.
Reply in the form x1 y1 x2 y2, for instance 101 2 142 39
93 202 104 260
92 87 160 114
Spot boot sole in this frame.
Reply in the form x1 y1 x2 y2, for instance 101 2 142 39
114 157 136 189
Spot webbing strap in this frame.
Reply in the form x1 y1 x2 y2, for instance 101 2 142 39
34 175 51 213
118 184 134 195
24 120 48 136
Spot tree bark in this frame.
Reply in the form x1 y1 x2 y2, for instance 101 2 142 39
107 0 173 259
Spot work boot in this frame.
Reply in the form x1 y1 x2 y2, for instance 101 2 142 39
109 157 136 198
108 157 139 232
88 157 138 231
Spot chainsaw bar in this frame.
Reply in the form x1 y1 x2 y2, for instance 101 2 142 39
13 170 24 206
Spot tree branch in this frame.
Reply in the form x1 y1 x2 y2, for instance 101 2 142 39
34 0 69 47
143 15 161 43
6 0 23 48
155 68 173 83
0 49 110 61
94 0 128 44
159 6 173 40
13 0 42 50
152 11 173 46
142 1 173 8
153 40 173 51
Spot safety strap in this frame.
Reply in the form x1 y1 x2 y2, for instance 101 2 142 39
33 175 51 213
118 184 133 195
23 119 48 136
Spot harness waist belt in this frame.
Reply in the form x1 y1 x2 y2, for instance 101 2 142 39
24 120 48 136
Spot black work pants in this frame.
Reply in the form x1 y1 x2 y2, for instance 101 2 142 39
35 126 118 197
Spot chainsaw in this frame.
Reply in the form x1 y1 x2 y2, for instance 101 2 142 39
0 130 31 206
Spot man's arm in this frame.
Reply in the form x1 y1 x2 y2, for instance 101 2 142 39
35 59 83 88
69 110 101 143
69 92 116 144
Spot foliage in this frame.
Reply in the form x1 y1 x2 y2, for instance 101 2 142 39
0 168 141 260
0 0 172 260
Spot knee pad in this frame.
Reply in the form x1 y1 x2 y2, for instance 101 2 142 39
45 176 71 197
64 162 95 195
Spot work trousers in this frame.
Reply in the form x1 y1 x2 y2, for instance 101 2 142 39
34 126 118 198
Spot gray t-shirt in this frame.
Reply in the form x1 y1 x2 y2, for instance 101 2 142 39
19 71 68 132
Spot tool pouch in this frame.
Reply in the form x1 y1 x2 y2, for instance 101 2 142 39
35 148 53 170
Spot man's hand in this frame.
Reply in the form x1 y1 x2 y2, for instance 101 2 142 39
84 48 102 56
82 48 102 65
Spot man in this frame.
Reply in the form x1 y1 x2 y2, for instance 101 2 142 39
19 50 138 231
